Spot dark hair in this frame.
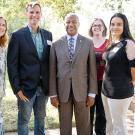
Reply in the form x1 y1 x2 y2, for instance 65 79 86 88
89 18 107 37
26 1 41 12
109 13 134 41
0 16 8 47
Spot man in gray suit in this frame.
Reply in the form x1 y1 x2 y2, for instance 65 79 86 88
49 13 97 135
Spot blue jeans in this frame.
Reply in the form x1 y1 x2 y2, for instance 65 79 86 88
17 87 48 135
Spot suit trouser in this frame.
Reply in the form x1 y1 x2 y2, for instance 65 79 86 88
58 93 91 135
90 81 106 135
102 94 132 135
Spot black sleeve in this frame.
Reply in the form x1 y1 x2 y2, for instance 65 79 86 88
129 59 135 67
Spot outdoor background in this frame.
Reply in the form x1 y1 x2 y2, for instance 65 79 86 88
1 0 135 132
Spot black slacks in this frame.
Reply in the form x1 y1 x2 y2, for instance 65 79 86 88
90 81 106 135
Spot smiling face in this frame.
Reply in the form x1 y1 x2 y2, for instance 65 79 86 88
91 20 105 37
65 15 80 36
110 17 124 40
0 17 6 37
26 4 41 27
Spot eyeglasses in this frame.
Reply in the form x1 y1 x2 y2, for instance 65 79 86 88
92 24 103 28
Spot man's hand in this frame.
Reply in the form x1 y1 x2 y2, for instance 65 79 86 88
17 90 29 102
50 97 59 108
86 96 95 107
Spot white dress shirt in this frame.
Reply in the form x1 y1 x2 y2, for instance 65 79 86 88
50 33 95 98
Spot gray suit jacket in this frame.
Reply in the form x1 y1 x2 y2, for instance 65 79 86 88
49 34 97 102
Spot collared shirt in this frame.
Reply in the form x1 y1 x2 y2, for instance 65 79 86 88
28 25 43 59
50 33 96 98
67 33 78 51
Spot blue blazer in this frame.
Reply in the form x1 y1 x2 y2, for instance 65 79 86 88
7 26 52 98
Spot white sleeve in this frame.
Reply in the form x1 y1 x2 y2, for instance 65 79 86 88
126 40 135 60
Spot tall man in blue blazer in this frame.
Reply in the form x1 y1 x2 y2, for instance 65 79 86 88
49 13 97 135
7 1 52 135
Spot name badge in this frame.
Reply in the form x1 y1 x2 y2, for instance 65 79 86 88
47 40 52 46
111 47 120 53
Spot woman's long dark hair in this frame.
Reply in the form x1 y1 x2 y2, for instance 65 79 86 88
109 13 134 41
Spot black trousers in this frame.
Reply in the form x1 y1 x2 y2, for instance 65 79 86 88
90 81 106 135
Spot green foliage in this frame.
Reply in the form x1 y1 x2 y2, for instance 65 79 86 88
0 0 27 33
48 0 77 19
0 0 77 32
100 0 130 12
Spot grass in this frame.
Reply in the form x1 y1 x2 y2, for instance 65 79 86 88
3 79 60 132
3 80 75 132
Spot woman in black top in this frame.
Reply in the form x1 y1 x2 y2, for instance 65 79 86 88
102 13 135 135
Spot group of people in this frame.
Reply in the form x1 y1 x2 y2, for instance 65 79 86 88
0 1 135 135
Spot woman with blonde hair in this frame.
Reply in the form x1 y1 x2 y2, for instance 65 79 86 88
0 16 8 135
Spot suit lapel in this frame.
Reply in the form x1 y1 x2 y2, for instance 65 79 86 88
40 29 48 60
72 34 83 63
61 35 83 63
61 36 70 60
24 27 49 61
24 26 39 58
40 29 47 49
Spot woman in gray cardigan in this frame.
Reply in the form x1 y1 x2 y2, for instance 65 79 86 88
0 16 8 135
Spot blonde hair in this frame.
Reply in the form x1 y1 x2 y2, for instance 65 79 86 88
89 18 107 37
26 1 41 12
0 17 8 47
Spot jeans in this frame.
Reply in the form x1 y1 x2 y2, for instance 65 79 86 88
17 87 48 135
